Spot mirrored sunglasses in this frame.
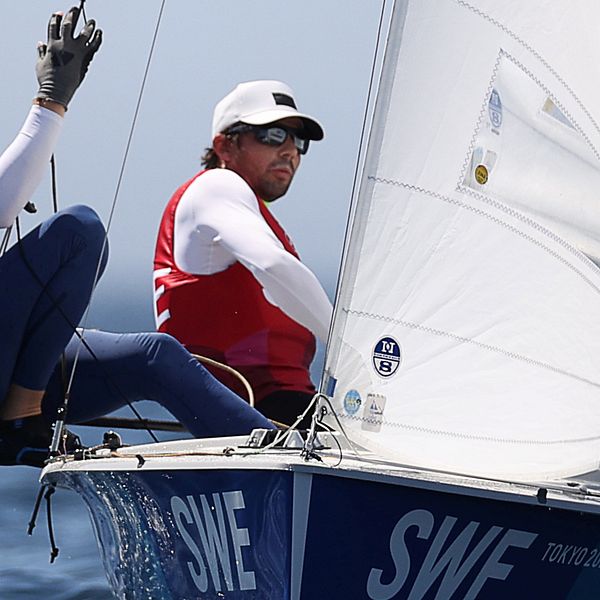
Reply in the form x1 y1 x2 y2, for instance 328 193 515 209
227 124 310 155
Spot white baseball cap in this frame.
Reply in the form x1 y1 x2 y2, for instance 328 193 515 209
212 80 324 141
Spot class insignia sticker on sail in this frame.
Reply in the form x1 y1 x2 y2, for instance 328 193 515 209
343 389 362 415
372 336 401 378
488 88 502 132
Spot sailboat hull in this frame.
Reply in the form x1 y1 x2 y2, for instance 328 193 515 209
42 436 600 599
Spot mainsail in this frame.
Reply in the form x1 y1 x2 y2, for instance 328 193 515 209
323 0 600 480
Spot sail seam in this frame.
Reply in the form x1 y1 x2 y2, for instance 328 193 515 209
336 411 600 446
499 51 600 162
459 50 600 226
454 0 600 138
458 184 600 278
344 306 600 391
370 176 600 295
458 48 600 272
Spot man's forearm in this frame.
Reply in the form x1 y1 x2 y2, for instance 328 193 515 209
0 105 63 227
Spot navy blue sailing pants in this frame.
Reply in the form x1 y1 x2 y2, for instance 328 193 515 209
42 330 274 437
0 205 107 398
1 205 273 437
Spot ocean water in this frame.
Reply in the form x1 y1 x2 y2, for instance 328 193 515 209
0 464 112 599
0 300 169 598
0 405 182 600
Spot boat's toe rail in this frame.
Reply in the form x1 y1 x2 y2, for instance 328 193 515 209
39 427 600 512
40 428 361 473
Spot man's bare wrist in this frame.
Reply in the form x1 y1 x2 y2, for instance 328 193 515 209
32 97 66 116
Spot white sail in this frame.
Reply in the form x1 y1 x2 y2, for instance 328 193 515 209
323 0 600 481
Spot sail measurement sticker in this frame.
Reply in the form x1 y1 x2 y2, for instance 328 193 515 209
362 394 387 433
372 336 401 377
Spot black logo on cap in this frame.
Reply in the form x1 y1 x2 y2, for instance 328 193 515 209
272 93 297 109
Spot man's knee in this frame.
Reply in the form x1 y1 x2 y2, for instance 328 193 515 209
42 205 108 268
153 332 187 359
60 205 105 244
145 332 191 375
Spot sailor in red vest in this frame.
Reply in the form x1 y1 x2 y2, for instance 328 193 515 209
154 80 333 426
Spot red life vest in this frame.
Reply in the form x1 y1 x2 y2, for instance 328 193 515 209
153 170 316 403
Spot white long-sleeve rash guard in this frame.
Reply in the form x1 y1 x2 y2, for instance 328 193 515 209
173 168 333 342
0 106 63 228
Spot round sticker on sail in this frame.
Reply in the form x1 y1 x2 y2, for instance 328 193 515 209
475 164 488 184
343 389 362 415
372 336 401 378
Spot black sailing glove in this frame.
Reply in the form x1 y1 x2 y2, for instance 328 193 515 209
35 6 103 109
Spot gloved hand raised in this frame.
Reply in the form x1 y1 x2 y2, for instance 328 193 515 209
35 6 102 109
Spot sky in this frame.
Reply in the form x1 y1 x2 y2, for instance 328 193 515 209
0 0 385 333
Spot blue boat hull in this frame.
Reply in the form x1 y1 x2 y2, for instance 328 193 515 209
46 463 600 599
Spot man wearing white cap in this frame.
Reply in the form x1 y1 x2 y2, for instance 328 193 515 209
154 81 333 426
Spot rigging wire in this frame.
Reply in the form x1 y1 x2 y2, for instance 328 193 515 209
0 226 12 255
54 0 168 454
80 0 88 24
34 0 166 449
18 3 84 462
27 0 167 557
319 0 391 383
50 155 58 213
